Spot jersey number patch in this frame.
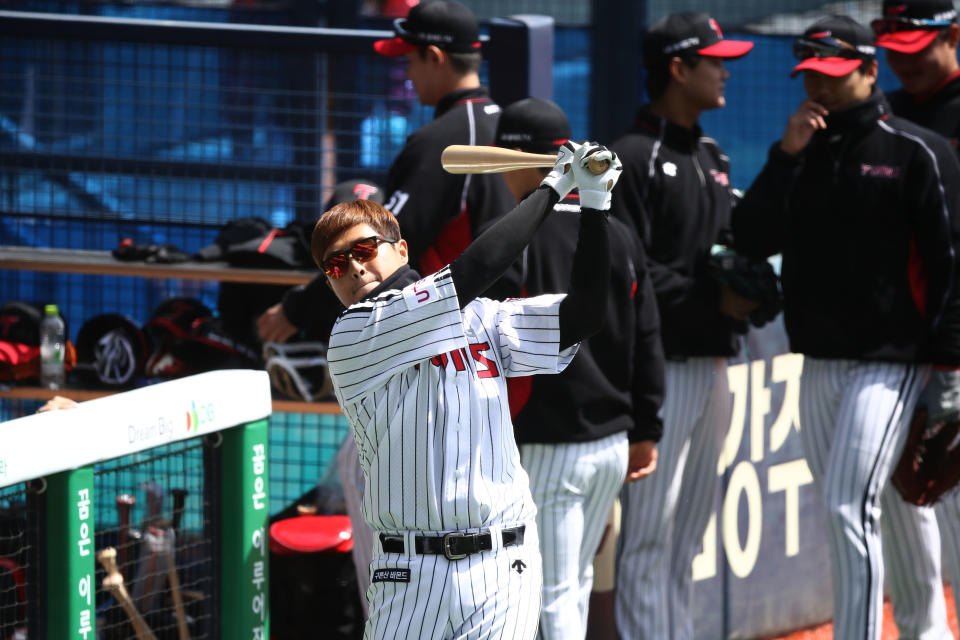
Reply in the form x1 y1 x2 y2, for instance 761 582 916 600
385 190 410 215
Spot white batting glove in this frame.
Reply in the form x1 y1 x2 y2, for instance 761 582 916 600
540 140 581 198
572 142 622 211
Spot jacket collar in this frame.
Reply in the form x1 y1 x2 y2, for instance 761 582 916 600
435 86 492 119
820 87 890 134
632 105 704 151
361 264 422 302
915 68 960 105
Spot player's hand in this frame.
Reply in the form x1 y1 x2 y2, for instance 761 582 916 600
540 140 581 198
718 284 761 321
37 395 79 413
257 303 298 343
625 440 657 482
571 142 623 211
780 99 828 155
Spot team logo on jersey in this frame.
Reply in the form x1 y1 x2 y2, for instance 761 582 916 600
430 342 501 379
373 568 411 583
511 559 526 574
710 169 730 186
860 163 901 178
662 162 678 177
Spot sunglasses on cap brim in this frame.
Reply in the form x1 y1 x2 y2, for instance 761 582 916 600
792 36 871 60
871 16 954 36
322 236 397 279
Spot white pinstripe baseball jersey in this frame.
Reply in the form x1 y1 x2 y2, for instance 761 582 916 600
326 265 578 533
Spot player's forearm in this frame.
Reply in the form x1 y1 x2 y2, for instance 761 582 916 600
559 210 610 350
450 186 559 308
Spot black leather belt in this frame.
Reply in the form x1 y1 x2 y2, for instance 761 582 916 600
379 525 525 560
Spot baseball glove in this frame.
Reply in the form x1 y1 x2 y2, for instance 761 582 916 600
703 246 782 327
892 369 960 506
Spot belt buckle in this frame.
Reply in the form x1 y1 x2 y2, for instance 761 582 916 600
442 532 468 560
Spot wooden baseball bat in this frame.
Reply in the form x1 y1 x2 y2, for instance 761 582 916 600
162 529 191 640
115 493 135 580
441 145 610 175
97 547 159 640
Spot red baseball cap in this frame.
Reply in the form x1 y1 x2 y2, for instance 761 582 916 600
791 16 877 78
374 0 481 57
873 0 957 53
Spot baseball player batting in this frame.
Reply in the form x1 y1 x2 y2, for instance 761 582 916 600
607 13 755 640
733 15 960 639
315 141 623 639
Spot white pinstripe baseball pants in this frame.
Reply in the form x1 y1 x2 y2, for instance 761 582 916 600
338 434 374 619
798 357 936 640
881 485 951 640
615 357 731 640
364 523 542 640
520 432 629 640
937 493 960 622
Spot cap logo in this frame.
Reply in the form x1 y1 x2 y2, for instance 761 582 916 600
664 36 700 53
809 31 831 38
412 31 455 44
885 4 908 16
709 18 723 38
352 183 379 200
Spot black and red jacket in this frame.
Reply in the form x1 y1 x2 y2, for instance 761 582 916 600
733 89 960 366
609 106 746 360
507 194 666 445
888 69 960 151
383 86 515 275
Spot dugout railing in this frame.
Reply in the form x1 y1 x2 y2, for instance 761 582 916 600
0 369 272 639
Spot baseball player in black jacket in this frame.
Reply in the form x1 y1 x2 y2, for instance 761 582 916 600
607 13 755 640
374 0 515 276
875 0 960 629
733 15 960 640
491 97 664 640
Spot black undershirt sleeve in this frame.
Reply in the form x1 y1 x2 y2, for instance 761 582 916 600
559 210 609 350
449 186 559 308
449 185 609 351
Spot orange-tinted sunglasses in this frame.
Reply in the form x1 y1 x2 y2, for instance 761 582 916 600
322 235 397 279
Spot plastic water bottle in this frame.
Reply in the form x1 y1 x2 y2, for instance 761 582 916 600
39 304 66 389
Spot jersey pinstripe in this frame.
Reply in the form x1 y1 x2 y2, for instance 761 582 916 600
615 357 731 640
365 524 543 640
327 265 578 534
521 433 628 640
